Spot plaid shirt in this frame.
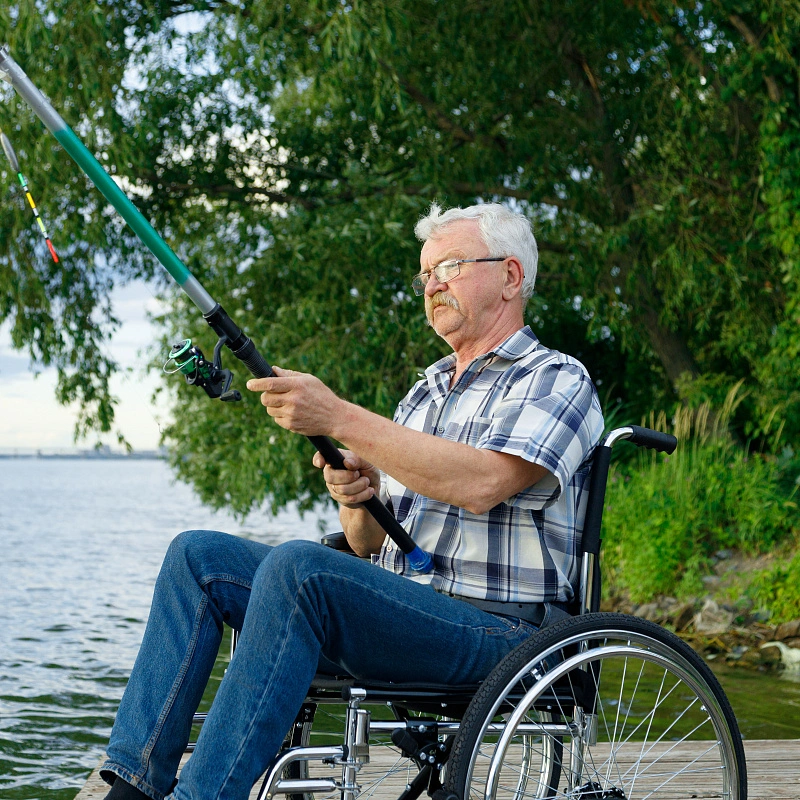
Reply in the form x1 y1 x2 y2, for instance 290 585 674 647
373 326 604 604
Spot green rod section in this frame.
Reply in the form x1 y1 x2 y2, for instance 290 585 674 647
0 45 215 312
52 126 192 285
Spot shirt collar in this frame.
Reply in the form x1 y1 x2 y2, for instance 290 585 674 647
490 325 540 360
424 325 540 379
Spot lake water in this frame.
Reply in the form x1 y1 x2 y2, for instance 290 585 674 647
0 458 338 800
1 459 798 800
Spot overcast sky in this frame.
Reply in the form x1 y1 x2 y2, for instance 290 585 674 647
0 281 171 451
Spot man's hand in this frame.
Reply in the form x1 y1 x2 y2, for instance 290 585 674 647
312 449 381 508
246 366 346 437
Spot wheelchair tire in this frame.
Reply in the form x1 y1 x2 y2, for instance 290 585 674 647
447 612 747 800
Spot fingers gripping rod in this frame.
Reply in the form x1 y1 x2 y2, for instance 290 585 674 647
0 45 432 573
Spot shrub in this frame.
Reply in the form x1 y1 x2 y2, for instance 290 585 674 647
600 389 799 603
748 550 800 623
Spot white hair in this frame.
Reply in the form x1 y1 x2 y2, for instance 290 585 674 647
414 203 538 302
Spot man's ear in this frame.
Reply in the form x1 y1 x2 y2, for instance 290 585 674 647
502 256 525 300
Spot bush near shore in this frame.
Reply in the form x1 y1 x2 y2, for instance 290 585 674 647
600 388 800 624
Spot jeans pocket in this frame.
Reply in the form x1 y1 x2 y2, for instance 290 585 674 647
488 614 539 639
541 602 573 628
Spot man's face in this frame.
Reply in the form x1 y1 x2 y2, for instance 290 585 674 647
419 219 507 348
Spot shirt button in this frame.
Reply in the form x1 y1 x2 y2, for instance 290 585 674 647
437 426 444 433
386 544 393 552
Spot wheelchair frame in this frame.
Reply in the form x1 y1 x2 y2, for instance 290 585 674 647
190 426 747 800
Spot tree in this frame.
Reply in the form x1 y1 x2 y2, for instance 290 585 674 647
1 0 798 510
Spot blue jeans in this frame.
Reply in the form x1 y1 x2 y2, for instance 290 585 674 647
101 531 540 800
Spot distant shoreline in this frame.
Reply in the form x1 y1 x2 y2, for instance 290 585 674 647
0 452 165 460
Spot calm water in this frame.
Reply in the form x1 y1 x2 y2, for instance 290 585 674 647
0 459 798 800
0 458 338 799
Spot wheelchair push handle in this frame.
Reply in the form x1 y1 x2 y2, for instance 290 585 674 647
627 426 678 454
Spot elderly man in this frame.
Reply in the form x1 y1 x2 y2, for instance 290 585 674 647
101 203 603 800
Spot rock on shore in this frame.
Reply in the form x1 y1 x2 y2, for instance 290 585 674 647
602 593 800 672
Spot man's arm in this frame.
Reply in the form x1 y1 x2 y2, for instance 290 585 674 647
333 408 549 514
311 450 388 557
249 368 550 516
339 505 390 556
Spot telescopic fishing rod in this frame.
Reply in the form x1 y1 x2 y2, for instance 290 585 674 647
1 127 59 261
0 44 433 573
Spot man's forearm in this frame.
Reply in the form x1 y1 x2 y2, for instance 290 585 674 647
245 367 547 514
339 505 388 557
330 401 547 515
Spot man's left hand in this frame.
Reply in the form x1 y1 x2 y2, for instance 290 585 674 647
246 367 345 437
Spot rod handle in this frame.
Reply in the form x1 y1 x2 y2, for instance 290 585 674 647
220 326 432 573
308 434 433 573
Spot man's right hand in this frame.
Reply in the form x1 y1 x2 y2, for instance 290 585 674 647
313 450 381 508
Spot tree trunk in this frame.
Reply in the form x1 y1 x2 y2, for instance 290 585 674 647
637 302 700 393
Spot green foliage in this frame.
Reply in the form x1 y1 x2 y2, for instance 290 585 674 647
748 548 800 623
601 398 800 603
2 1 800 509
160 196 442 514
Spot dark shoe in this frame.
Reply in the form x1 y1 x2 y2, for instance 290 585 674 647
103 776 152 800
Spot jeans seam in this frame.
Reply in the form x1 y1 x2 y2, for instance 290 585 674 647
334 571 512 632
215 587 306 797
100 762 164 800
198 572 253 590
138 593 209 780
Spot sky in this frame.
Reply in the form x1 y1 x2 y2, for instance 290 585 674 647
0 281 171 452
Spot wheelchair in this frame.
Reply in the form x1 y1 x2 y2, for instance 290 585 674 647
192 426 747 800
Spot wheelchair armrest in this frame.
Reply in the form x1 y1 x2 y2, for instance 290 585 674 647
321 531 356 554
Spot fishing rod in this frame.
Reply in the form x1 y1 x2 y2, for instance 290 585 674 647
0 44 433 573
1 127 58 262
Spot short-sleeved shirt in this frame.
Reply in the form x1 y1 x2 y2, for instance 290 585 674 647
373 326 604 604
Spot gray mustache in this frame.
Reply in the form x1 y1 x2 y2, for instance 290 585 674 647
428 292 460 310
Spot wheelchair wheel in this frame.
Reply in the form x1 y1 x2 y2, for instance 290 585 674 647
447 613 747 800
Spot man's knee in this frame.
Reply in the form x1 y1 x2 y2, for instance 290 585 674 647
254 539 341 593
162 529 229 581
263 538 334 569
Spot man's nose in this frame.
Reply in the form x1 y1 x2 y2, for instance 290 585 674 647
425 271 446 296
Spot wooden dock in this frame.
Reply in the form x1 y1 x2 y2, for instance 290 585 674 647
76 739 800 799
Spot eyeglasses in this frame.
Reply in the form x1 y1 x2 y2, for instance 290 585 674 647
411 257 506 296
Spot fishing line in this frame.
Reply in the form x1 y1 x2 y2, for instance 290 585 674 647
1 128 58 262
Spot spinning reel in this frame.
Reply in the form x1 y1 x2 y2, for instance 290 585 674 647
165 337 242 402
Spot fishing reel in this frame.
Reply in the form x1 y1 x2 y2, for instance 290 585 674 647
164 337 242 402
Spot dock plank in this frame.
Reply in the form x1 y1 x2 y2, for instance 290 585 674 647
76 739 800 800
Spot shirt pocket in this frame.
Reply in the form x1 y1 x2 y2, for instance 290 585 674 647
441 416 494 447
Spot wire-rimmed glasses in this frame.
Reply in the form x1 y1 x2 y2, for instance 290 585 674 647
411 258 506 296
